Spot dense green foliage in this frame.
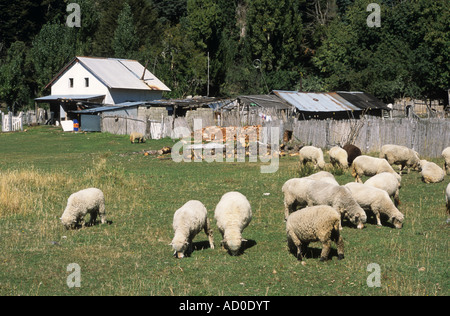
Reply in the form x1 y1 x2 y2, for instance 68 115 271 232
0 0 448 109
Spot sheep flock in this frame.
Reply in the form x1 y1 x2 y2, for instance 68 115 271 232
60 144 449 263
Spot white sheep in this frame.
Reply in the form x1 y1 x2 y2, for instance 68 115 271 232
442 147 450 174
130 132 145 144
60 188 107 230
282 178 367 229
305 171 339 186
214 192 252 256
286 205 344 262
379 144 420 174
365 172 401 207
419 160 445 183
344 182 404 229
351 155 402 183
329 146 349 169
171 200 214 259
446 183 450 223
299 146 326 170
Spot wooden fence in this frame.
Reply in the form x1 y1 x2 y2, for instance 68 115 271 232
100 111 449 158
290 117 450 158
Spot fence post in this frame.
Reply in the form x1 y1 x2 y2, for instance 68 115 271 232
8 112 12 132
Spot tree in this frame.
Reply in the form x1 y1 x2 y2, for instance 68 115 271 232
0 41 34 109
113 2 139 59
30 23 77 95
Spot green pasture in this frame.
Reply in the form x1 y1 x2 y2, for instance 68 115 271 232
0 126 448 296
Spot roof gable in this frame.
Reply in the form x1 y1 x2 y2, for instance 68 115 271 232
45 57 171 92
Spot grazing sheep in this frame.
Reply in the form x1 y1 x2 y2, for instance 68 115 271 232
130 132 145 144
442 147 450 174
60 188 107 230
365 172 401 207
351 155 402 183
379 144 420 174
299 146 326 170
419 160 445 183
171 200 214 259
282 178 367 229
446 183 450 222
343 144 362 166
329 146 349 169
305 171 339 186
214 192 252 256
286 205 344 262
344 182 404 229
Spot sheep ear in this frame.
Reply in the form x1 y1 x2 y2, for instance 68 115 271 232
241 238 248 242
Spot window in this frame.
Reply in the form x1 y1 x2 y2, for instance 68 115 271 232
85 78 89 87
69 78 74 88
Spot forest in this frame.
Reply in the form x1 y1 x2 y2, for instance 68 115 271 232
0 0 448 111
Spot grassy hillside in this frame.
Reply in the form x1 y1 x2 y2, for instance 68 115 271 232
0 126 448 296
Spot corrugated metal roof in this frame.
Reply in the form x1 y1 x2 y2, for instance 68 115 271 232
273 91 361 112
35 94 105 102
71 102 144 114
78 57 171 91
336 91 390 110
238 95 292 110
44 57 171 92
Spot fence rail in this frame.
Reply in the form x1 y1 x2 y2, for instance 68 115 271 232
290 117 450 158
100 111 449 158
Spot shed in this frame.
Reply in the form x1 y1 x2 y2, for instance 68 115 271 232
273 90 363 120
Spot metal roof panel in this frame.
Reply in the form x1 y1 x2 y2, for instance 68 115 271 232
273 91 360 112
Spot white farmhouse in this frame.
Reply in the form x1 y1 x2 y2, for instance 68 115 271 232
35 56 170 121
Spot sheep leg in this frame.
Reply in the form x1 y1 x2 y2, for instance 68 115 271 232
320 240 331 262
89 210 98 226
394 189 400 207
204 218 215 249
331 229 344 260
287 231 303 261
375 210 382 226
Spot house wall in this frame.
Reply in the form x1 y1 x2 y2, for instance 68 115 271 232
51 62 111 102
109 89 163 104
50 62 164 105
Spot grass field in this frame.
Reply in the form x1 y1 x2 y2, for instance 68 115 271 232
0 126 448 296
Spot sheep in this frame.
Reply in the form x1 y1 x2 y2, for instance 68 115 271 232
365 172 401 207
351 155 402 184
299 146 326 170
442 147 450 174
282 178 367 229
344 182 404 229
305 171 339 186
446 183 450 223
171 200 214 259
419 160 445 184
329 146 349 169
130 132 145 144
60 188 107 230
214 192 252 256
343 144 361 166
286 205 344 262
379 144 420 174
